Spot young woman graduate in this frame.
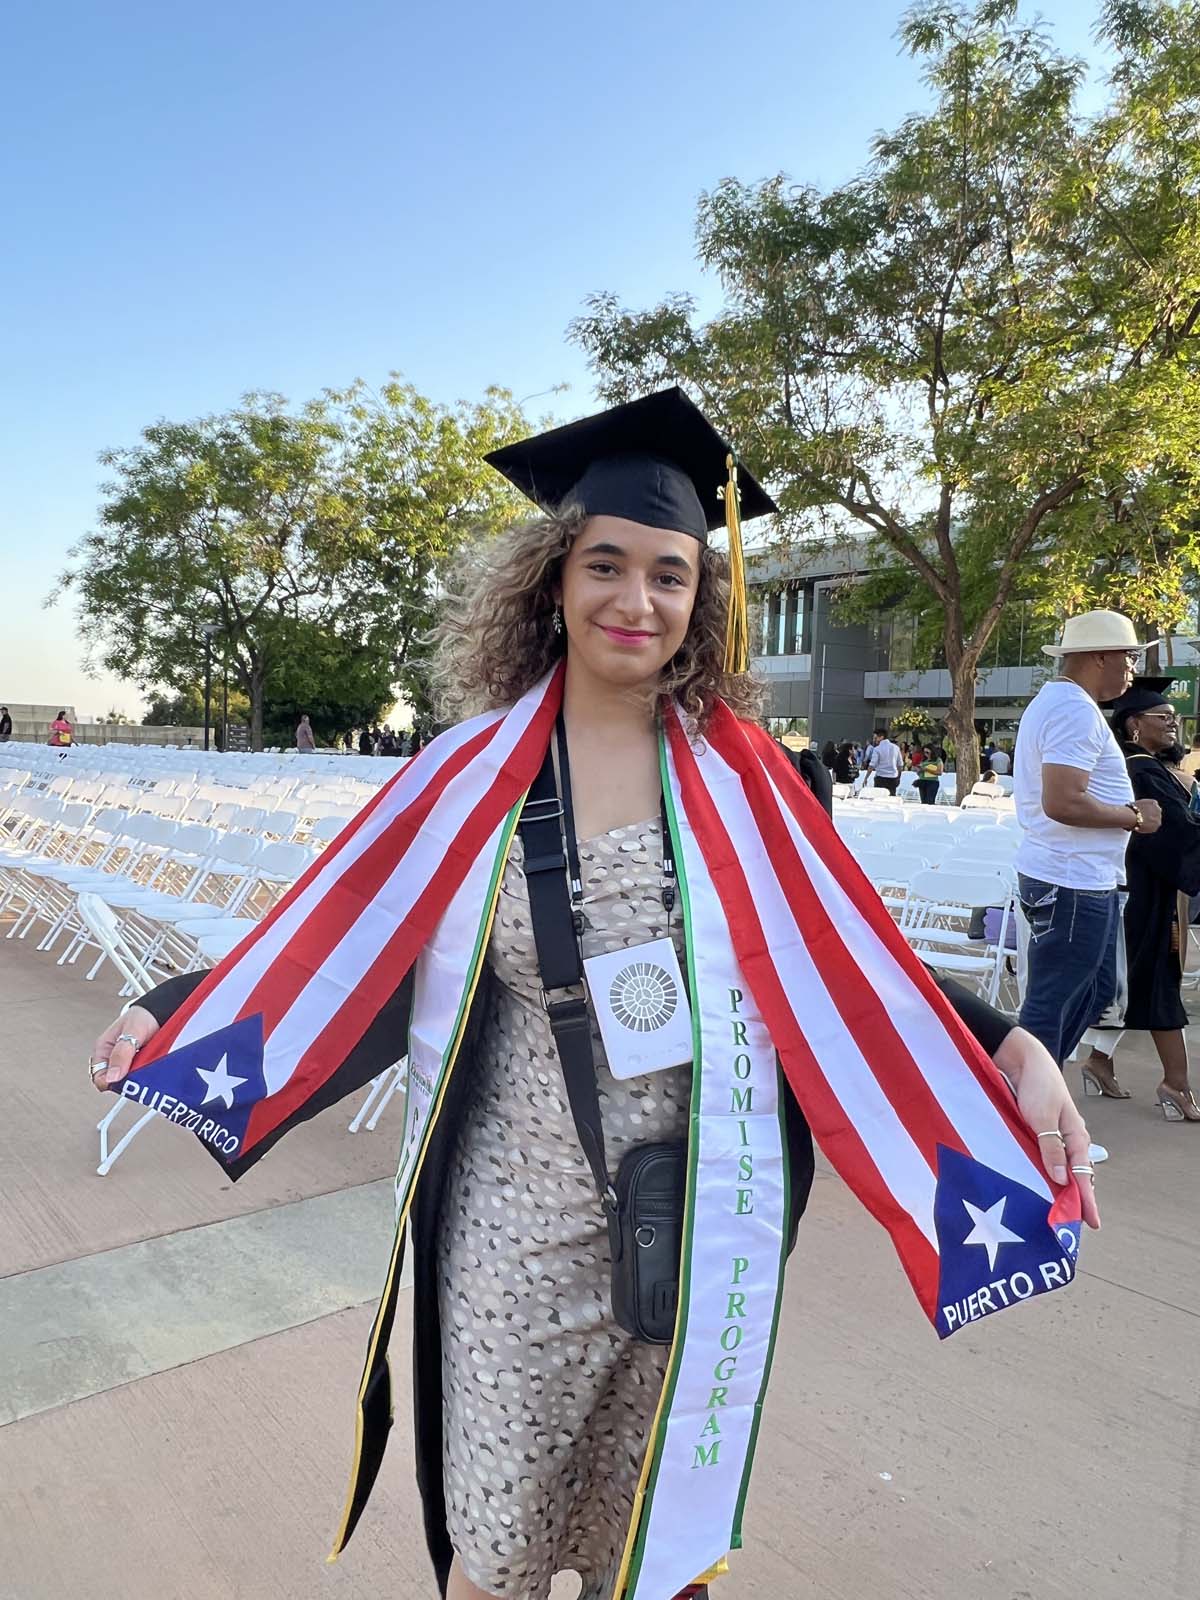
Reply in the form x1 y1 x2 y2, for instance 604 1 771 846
1081 680 1200 1120
89 389 1099 1600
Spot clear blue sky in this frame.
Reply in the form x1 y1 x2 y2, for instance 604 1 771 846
0 0 1105 718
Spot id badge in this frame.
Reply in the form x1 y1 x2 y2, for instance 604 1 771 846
583 936 693 1079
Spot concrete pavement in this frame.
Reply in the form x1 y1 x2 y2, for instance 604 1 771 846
1 926 1197 1599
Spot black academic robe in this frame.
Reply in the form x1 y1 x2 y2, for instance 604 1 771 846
138 961 1010 1593
1121 745 1200 1031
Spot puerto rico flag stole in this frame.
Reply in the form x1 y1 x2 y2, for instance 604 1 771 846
122 666 1084 1600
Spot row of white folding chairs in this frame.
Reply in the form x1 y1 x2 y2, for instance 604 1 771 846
8 756 383 814
0 742 394 795
841 821 1017 859
0 800 340 984
4 768 368 834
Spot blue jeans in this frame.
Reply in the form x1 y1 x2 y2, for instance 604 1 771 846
1017 874 1120 1067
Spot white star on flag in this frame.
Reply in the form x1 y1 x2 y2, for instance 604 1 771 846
961 1196 1024 1271
195 1053 248 1111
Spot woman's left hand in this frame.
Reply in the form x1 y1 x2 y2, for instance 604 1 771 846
992 1026 1101 1231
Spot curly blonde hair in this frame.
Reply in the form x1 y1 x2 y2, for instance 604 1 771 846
428 506 764 732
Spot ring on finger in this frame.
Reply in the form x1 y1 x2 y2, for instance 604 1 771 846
1070 1163 1095 1178
88 1059 108 1081
114 1033 142 1052
1036 1129 1065 1141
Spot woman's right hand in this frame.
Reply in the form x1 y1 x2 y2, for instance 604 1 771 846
89 1005 160 1091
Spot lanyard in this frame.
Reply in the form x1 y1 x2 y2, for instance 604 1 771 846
553 713 676 937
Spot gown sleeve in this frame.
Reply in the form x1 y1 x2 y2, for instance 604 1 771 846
934 977 1015 1056
1130 762 1200 895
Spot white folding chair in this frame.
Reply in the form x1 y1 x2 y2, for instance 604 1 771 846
76 895 163 1176
349 1057 408 1133
899 868 1015 1006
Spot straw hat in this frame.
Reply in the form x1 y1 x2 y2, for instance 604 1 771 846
1042 609 1161 658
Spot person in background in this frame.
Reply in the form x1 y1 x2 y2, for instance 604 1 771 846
1077 682 1200 1121
819 738 837 772
915 746 943 804
0 706 11 742
296 713 316 752
1014 611 1163 1161
833 739 858 785
866 727 903 794
357 727 374 756
1180 731 1200 782
48 710 73 747
969 771 1002 798
989 744 1011 776
379 726 399 757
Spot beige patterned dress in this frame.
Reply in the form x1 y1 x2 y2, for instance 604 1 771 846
437 818 692 1600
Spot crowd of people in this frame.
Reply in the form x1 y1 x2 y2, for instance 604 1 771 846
288 714 431 757
817 731 1003 804
818 731 1013 793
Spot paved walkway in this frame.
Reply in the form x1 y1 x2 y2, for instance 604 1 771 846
1 928 1197 1599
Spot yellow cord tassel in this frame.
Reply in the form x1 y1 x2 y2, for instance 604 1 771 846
719 452 750 675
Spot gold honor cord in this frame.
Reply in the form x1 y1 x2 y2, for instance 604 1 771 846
719 453 749 676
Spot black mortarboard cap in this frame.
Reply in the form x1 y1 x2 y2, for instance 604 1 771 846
1103 676 1175 715
483 387 777 544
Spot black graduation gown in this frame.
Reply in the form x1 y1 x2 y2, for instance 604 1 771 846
138 962 1011 1594
1122 746 1200 1031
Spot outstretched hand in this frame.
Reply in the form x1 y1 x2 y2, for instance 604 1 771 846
992 1026 1101 1232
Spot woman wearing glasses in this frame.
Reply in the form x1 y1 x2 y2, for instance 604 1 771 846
1089 680 1200 1121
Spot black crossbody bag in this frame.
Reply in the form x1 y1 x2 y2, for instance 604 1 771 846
518 720 687 1345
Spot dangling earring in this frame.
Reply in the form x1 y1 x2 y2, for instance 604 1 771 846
552 605 564 635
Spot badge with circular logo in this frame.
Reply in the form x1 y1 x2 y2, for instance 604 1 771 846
584 937 693 1078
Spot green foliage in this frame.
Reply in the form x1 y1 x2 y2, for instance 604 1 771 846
143 683 250 728
570 0 1200 793
58 378 530 748
254 616 396 746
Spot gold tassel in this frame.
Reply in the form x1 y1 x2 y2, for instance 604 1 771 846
719 452 749 675
692 1555 732 1584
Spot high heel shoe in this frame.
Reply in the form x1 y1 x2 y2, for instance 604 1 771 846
1156 1085 1200 1122
1080 1062 1131 1100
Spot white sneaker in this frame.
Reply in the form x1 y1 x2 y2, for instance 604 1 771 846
1088 1142 1109 1164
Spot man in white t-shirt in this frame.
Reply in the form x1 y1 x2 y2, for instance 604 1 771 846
865 730 902 794
1015 611 1162 1090
989 746 1010 776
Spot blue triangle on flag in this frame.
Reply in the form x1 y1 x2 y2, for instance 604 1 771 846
115 1015 268 1157
933 1145 1080 1339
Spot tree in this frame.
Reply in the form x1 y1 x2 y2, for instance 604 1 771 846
254 616 396 747
57 380 530 748
143 684 250 728
571 0 1200 795
326 378 532 720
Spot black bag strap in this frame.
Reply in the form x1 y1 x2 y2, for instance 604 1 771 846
519 738 617 1212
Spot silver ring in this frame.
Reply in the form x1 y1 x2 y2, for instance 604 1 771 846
1070 1164 1095 1177
1036 1130 1065 1141
88 1059 107 1080
114 1033 141 1052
